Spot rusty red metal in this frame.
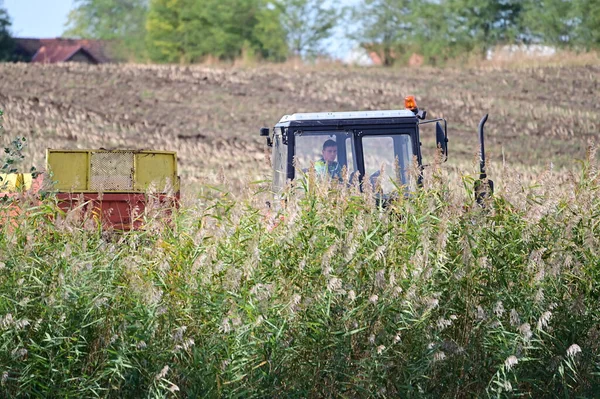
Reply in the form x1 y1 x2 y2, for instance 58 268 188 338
55 192 180 230
32 45 98 64
1 174 179 231
0 174 44 229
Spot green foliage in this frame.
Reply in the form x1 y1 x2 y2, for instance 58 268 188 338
64 0 149 61
273 0 344 58
1 156 600 397
350 0 418 66
352 0 530 65
252 5 288 62
144 0 182 63
146 0 289 63
573 0 600 50
524 0 600 50
351 0 598 65
446 0 525 57
1 137 27 175
0 110 38 191
0 1 14 62
577 0 600 49
408 1 477 65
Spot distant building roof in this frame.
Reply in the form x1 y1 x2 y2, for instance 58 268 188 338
14 38 42 56
32 45 98 64
14 38 115 63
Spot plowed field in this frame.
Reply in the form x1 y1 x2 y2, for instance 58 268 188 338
1 63 598 194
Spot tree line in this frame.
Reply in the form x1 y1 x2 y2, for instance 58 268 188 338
0 0 599 65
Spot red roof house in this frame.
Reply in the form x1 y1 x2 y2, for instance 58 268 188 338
32 44 98 64
14 38 115 64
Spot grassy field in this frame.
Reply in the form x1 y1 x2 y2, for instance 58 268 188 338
0 62 599 397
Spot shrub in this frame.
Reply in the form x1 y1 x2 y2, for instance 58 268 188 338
0 153 599 397
0 110 38 192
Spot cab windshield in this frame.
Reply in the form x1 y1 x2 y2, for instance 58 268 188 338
292 130 415 194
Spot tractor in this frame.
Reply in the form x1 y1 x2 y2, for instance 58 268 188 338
260 95 493 203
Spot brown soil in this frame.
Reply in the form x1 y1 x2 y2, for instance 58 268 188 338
0 63 598 192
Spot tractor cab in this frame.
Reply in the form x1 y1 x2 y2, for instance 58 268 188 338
260 96 448 196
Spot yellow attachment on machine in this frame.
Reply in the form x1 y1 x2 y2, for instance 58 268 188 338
46 149 180 193
0 173 36 193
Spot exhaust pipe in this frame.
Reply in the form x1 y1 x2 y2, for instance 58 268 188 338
475 114 494 206
478 114 488 180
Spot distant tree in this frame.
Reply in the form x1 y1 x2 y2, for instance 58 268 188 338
352 0 478 66
522 0 599 50
64 0 149 60
349 0 596 66
522 0 575 47
408 0 471 65
253 4 289 61
272 0 343 58
146 0 288 63
0 1 15 62
350 0 418 66
189 0 286 61
144 0 181 63
446 0 525 58
575 0 600 49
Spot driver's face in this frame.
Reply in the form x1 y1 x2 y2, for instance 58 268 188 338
322 146 337 163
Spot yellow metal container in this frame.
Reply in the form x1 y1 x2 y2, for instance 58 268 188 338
0 173 35 193
46 149 180 193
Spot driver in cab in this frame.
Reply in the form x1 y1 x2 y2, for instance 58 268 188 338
315 139 341 179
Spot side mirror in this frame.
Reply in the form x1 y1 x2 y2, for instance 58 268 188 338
435 121 448 160
260 127 272 147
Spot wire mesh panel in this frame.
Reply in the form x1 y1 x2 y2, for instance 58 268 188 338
90 152 134 191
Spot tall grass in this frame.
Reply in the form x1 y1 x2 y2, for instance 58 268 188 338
1 153 599 398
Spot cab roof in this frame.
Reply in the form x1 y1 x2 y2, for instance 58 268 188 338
277 109 415 124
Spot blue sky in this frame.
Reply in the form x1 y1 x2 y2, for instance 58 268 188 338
3 0 358 59
5 0 75 38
